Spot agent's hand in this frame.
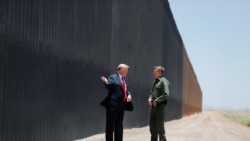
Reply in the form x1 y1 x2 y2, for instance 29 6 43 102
148 98 153 106
127 95 132 102
152 101 157 107
100 76 108 84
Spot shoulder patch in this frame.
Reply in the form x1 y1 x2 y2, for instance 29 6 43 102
157 82 161 86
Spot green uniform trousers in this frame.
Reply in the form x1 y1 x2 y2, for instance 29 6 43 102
149 103 167 141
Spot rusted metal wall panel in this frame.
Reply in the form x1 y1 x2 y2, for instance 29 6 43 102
0 0 202 140
182 48 203 116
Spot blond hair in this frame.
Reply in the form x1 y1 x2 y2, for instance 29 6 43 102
117 64 129 71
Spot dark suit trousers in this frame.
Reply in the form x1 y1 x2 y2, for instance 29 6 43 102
106 109 124 141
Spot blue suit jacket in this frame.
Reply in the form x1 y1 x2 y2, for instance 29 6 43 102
101 73 130 110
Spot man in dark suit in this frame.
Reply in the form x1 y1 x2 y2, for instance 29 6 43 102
100 64 132 141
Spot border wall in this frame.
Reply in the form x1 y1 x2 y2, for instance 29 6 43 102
0 0 202 140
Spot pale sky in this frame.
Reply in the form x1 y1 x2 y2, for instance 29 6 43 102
168 0 250 110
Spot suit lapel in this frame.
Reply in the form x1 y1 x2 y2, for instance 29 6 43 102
115 73 122 85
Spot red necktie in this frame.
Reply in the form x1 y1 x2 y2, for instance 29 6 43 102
121 77 127 102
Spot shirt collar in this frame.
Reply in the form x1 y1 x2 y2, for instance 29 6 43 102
118 73 123 80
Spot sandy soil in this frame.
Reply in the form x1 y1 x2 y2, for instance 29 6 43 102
77 110 250 141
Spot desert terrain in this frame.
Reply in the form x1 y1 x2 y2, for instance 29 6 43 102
77 110 250 141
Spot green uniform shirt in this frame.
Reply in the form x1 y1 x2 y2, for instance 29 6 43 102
149 76 170 103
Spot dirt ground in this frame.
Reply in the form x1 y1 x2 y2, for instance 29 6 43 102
77 110 250 141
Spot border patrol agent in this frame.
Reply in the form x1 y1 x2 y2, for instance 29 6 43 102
148 66 170 141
